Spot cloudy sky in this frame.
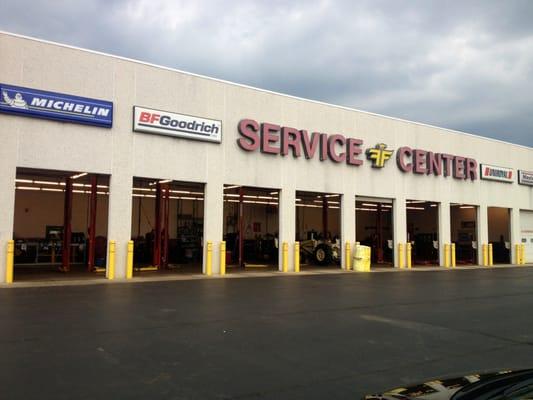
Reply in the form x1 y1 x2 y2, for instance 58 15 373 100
1 0 532 146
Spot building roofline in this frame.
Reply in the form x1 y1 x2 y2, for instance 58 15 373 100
1 30 531 151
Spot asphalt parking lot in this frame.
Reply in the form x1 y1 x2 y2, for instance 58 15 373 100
1 267 533 399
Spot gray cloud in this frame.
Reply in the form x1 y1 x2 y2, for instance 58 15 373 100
1 0 532 146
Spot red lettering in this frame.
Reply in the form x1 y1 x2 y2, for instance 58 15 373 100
441 154 454 177
453 156 466 179
346 138 363 166
280 127 302 157
465 158 478 180
260 123 280 154
327 135 346 163
396 147 412 172
150 113 160 123
319 133 328 161
426 152 442 176
413 149 427 174
139 112 151 123
237 119 260 151
301 131 321 159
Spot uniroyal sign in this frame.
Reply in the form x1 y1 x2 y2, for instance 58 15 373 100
237 119 479 181
518 170 533 186
133 106 222 143
480 164 513 183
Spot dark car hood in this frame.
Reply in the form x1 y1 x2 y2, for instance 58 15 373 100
364 370 532 400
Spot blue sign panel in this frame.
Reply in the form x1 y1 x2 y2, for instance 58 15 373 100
0 83 113 128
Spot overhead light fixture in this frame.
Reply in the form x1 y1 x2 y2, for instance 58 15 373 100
430 204 438 207
406 206 425 210
460 206 475 209
15 179 33 183
407 200 427 204
41 188 63 192
361 203 378 207
159 179 172 184
71 172 88 180
17 186 40 191
224 185 240 190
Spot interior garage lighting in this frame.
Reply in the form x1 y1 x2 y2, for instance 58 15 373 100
406 206 425 210
34 180 60 185
132 194 156 198
382 204 392 208
407 200 427 204
15 179 33 183
71 172 88 180
133 187 155 192
158 179 172 184
224 193 240 198
224 185 240 190
97 185 109 189
460 206 475 209
17 186 40 191
225 199 239 203
325 194 339 198
356 207 378 212
97 192 109 195
269 191 279 195
296 204 322 208
42 188 63 192
361 203 378 207
328 206 340 209
430 204 438 207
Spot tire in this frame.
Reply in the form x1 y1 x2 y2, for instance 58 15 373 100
314 243 332 266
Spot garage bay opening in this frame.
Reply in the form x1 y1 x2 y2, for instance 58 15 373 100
131 178 204 275
355 197 393 267
223 185 279 271
488 207 511 264
406 200 439 266
13 168 109 281
450 204 478 265
296 191 341 268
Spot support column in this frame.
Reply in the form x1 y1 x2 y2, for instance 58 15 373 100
477 204 488 265
238 187 244 267
438 201 451 267
0 158 16 284
279 187 296 271
153 183 162 268
203 181 223 274
341 190 356 270
61 177 73 272
107 172 133 279
87 174 97 271
510 207 522 264
393 197 407 268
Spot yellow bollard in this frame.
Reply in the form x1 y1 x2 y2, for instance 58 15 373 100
6 240 14 284
345 242 351 271
488 243 493 266
406 242 412 269
515 244 521 265
365 246 372 272
126 240 134 279
206 241 212 276
522 244 526 265
444 243 450 268
107 240 115 280
220 241 226 275
482 244 488 266
398 243 405 269
282 242 288 272
294 242 300 273
451 243 456 268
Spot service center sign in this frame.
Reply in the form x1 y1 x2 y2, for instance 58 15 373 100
133 106 222 143
519 170 533 186
480 164 513 183
0 83 113 127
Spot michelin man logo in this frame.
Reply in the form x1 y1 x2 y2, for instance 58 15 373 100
2 91 28 109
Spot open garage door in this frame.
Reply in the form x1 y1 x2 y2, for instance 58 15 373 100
223 185 279 271
296 191 341 268
131 178 204 275
406 200 439 266
13 168 109 282
356 197 393 267
488 207 511 264
451 204 478 265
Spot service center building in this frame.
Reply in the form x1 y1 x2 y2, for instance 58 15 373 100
0 31 532 283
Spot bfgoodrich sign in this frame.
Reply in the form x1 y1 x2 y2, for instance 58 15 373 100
133 106 222 143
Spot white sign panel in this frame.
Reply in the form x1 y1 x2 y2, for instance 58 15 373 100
133 106 221 143
519 170 533 186
480 164 513 183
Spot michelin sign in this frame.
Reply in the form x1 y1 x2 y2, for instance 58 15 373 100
0 83 113 127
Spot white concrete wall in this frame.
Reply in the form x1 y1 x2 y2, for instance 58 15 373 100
1 32 532 281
